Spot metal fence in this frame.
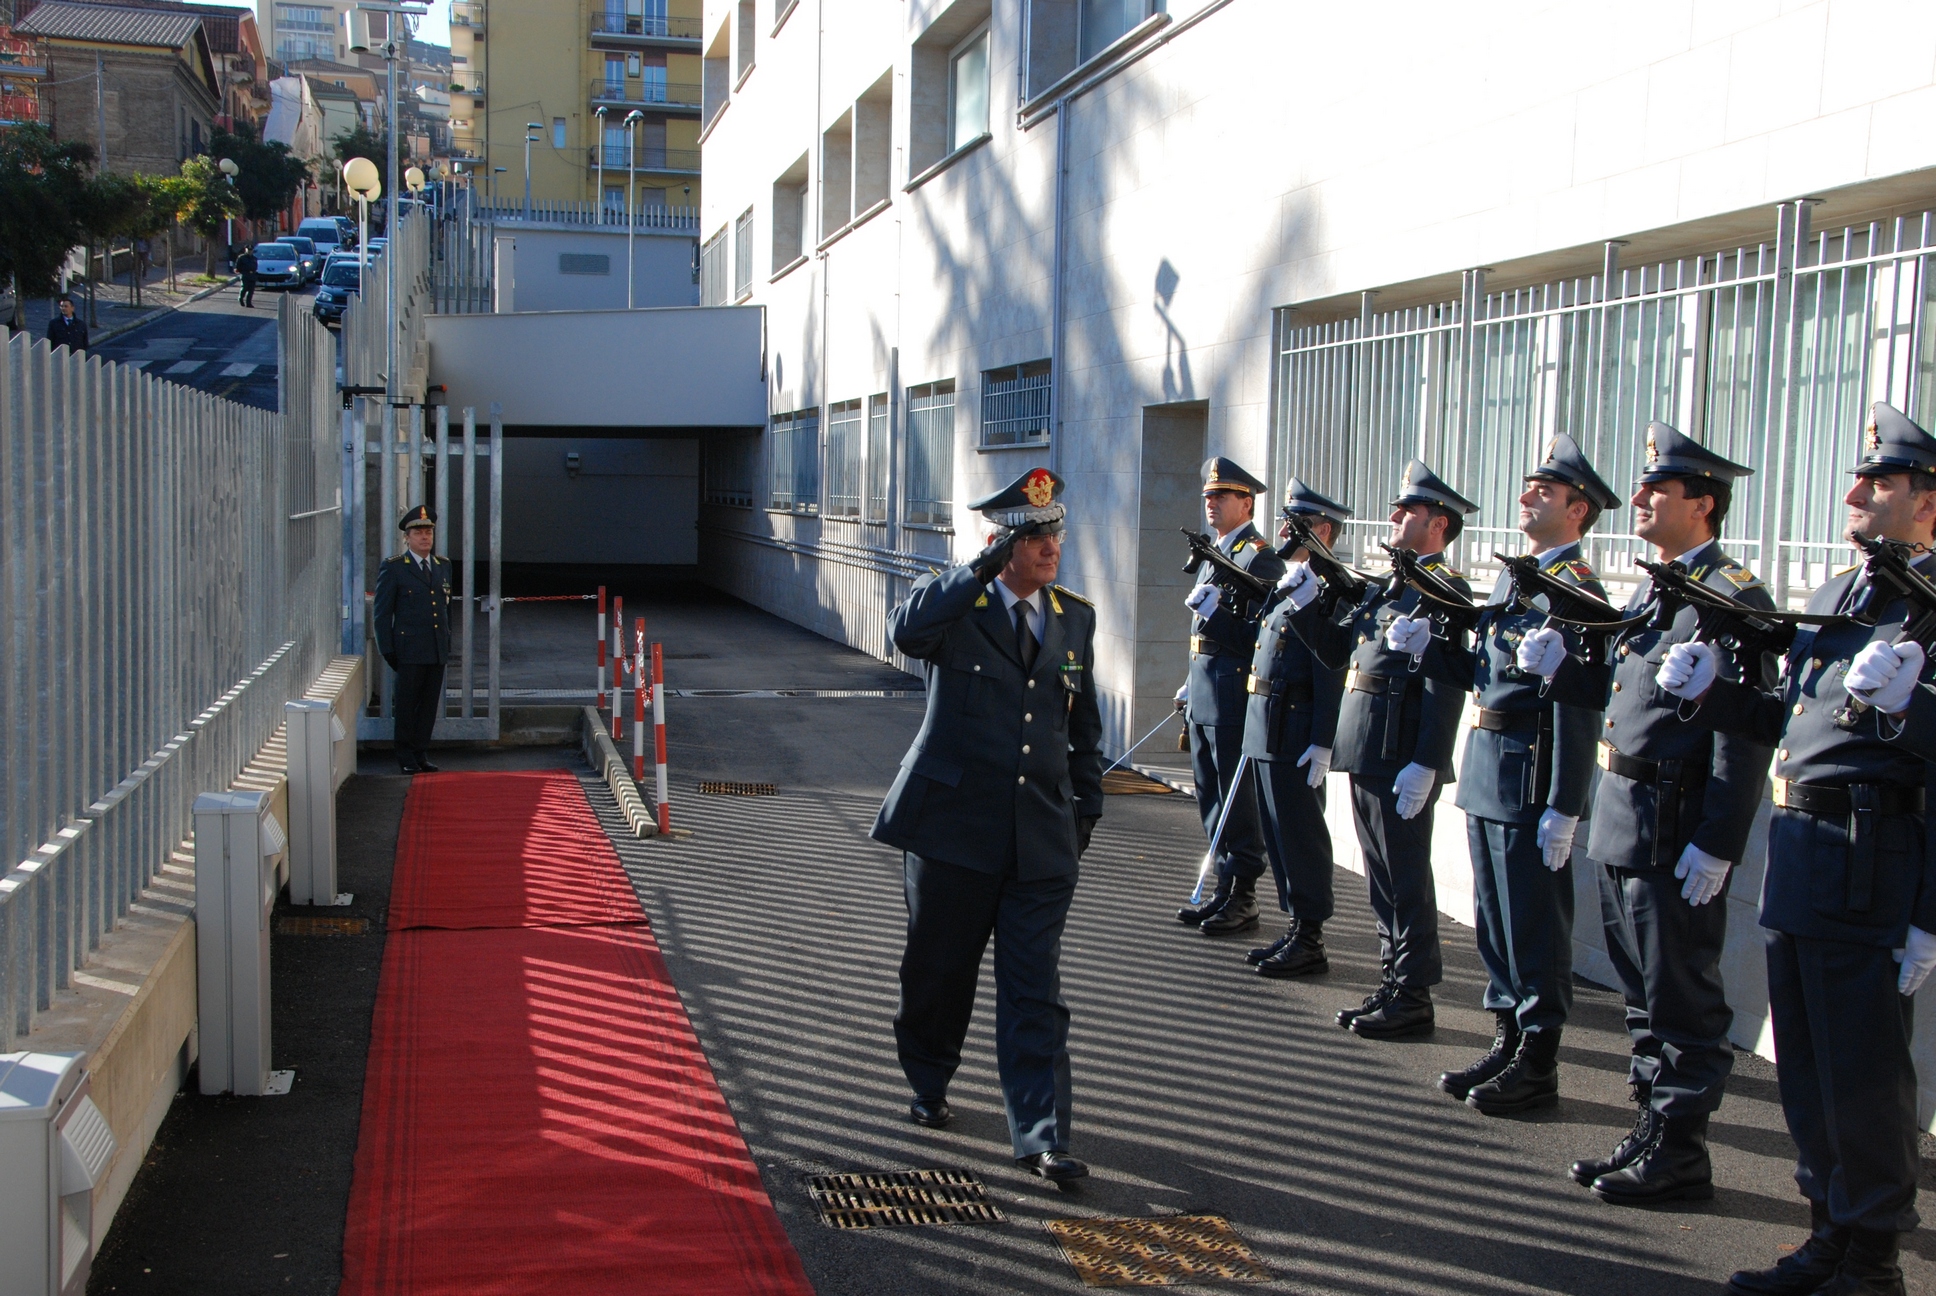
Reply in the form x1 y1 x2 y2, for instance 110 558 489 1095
1276 200 1936 605
0 295 340 1048
432 199 495 315
474 198 700 232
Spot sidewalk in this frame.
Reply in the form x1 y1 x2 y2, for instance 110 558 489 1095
11 263 237 349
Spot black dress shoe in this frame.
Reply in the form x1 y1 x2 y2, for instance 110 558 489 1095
1570 1088 1660 1186
1198 877 1260 936
1811 1228 1903 1295
1438 1010 1520 1100
1349 985 1434 1039
1593 1113 1712 1204
1176 877 1232 927
1728 1202 1849 1294
1337 980 1396 1028
908 1096 951 1129
1256 923 1328 978
1017 1150 1088 1183
1247 923 1298 965
398 763 420 775
1466 1028 1560 1115
416 758 441 772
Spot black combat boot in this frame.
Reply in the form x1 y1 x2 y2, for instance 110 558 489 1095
1176 875 1232 927
1437 1010 1520 1100
1348 985 1434 1039
1811 1228 1905 1296
1336 979 1396 1029
1569 1087 1660 1186
1247 922 1298 965
1256 921 1328 978
1728 1201 1849 1294
1592 1112 1712 1204
1198 875 1260 936
1466 1027 1560 1114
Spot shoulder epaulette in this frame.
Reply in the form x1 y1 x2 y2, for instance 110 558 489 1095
974 593 989 607
1424 559 1462 579
1232 538 1249 555
1053 584 1094 608
1563 558 1596 582
1718 562 1763 590
1834 563 1859 577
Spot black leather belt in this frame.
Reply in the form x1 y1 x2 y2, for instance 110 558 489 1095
1771 778 1922 818
1345 667 1389 695
1472 707 1538 733
1246 676 1311 703
1190 634 1220 656
1596 744 1700 789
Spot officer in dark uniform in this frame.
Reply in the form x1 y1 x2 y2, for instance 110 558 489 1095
1282 459 1476 1038
1242 478 1350 978
1396 434 1614 1113
1657 403 1936 1296
1518 422 1774 1204
1174 458 1285 937
372 504 452 774
872 467 1105 1185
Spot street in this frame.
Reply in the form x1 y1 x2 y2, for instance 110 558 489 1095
89 278 312 411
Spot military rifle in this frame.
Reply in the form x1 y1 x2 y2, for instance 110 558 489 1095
1834 532 1936 726
1632 559 1837 662
1180 528 1273 618
1492 551 1641 667
1382 543 1484 634
1279 510 1372 609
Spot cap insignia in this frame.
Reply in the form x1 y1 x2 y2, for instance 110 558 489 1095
1865 413 1882 454
1544 437 1559 464
1023 468 1056 508
1645 431 1658 464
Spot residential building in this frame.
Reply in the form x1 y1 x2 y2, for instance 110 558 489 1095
696 0 1936 1091
17 0 269 130
258 0 346 65
19 0 219 175
0 24 49 125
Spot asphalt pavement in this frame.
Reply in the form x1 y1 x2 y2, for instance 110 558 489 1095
87 278 308 411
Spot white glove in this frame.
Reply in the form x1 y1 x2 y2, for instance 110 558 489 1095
1185 583 1221 617
1384 614 1433 657
1673 842 1731 906
1656 642 1718 700
1846 641 1926 715
1897 926 1936 995
1392 762 1435 820
1174 683 1188 709
1535 809 1578 872
1277 562 1317 610
1297 744 1331 788
1516 627 1568 679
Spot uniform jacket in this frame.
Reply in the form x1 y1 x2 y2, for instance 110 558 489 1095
45 314 87 351
1241 587 1345 762
236 250 258 278
372 551 453 664
871 565 1105 881
1452 543 1607 824
1690 559 1936 944
1186 521 1287 728
1289 553 1472 781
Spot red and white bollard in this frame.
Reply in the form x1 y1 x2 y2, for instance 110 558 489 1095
610 595 624 739
595 586 607 699
632 618 647 783
651 641 669 834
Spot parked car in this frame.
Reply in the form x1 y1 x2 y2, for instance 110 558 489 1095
283 236 323 282
251 242 305 290
312 259 361 327
297 216 355 257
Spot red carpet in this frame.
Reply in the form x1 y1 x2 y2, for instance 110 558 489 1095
342 771 814 1296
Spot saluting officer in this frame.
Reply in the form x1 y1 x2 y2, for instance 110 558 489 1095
1656 403 1936 1296
1517 423 1773 1205
372 504 453 775
1397 434 1615 1114
1240 479 1350 978
1175 458 1286 937
1280 460 1477 1039
872 467 1105 1185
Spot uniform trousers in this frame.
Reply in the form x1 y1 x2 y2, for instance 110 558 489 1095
894 852 1076 1158
1468 817 1573 1034
391 662 445 764
1597 864 1734 1115
1765 929 1920 1232
239 274 256 306
1348 774 1443 988
1255 757 1334 921
1190 721 1267 882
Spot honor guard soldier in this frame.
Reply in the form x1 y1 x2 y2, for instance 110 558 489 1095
1280 460 1477 1038
1242 479 1350 978
1174 458 1285 936
1519 423 1773 1204
871 467 1105 1185
1656 404 1936 1296
1395 435 1615 1113
372 504 453 774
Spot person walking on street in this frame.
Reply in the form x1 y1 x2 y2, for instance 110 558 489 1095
236 244 258 308
872 467 1105 1185
45 295 87 351
373 505 452 775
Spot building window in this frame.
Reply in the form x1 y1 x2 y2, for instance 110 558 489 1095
853 70 891 215
551 117 566 149
704 434 755 507
733 207 753 301
820 110 851 234
1027 0 1151 100
735 0 755 81
626 52 641 77
602 123 627 169
640 63 667 101
981 361 1050 447
700 225 728 305
604 55 625 95
1079 0 1139 62
948 27 988 153
907 381 955 526
770 153 807 272
866 394 888 522
769 408 820 514
276 3 332 31
825 398 863 517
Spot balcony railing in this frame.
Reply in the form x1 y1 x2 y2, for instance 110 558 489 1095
474 199 700 232
590 144 701 172
451 2 484 28
590 13 701 39
589 78 700 107
451 82 484 99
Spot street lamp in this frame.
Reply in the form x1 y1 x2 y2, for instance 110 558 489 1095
593 105 607 225
344 155 381 281
523 121 540 221
624 108 642 308
218 155 239 254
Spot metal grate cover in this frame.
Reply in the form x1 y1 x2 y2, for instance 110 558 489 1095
275 915 373 936
807 1169 1004 1229
1046 1214 1272 1287
699 781 777 796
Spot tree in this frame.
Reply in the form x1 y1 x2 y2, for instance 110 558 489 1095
177 153 243 276
331 124 389 169
211 121 309 225
0 124 93 300
74 170 144 307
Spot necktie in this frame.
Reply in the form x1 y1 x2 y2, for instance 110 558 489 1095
1014 601 1038 672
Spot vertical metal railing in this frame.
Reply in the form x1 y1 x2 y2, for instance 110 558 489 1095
0 295 340 1048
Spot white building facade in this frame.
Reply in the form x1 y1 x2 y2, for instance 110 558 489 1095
698 0 1936 1114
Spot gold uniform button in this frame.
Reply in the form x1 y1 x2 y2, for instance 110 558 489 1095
1605 718 1615 728
1812 658 1822 669
1612 682 1622 693
1619 645 1630 657
973 664 981 672
1017 775 1026 785
1024 713 1033 722
1778 749 1789 760
1022 745 1032 754
1028 679 1037 689
1793 703 1805 715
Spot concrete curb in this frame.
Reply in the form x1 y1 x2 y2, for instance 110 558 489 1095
87 276 240 348
579 706 657 837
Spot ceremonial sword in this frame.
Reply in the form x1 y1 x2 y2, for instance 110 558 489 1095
1189 754 1254 903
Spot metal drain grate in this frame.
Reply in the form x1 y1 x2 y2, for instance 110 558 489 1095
806 1169 1004 1229
275 915 372 936
699 781 777 796
1046 1214 1271 1287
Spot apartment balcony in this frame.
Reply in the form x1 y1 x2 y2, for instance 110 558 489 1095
588 78 699 113
473 198 700 233
589 13 700 49
451 2 484 32
452 82 484 103
588 144 700 174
